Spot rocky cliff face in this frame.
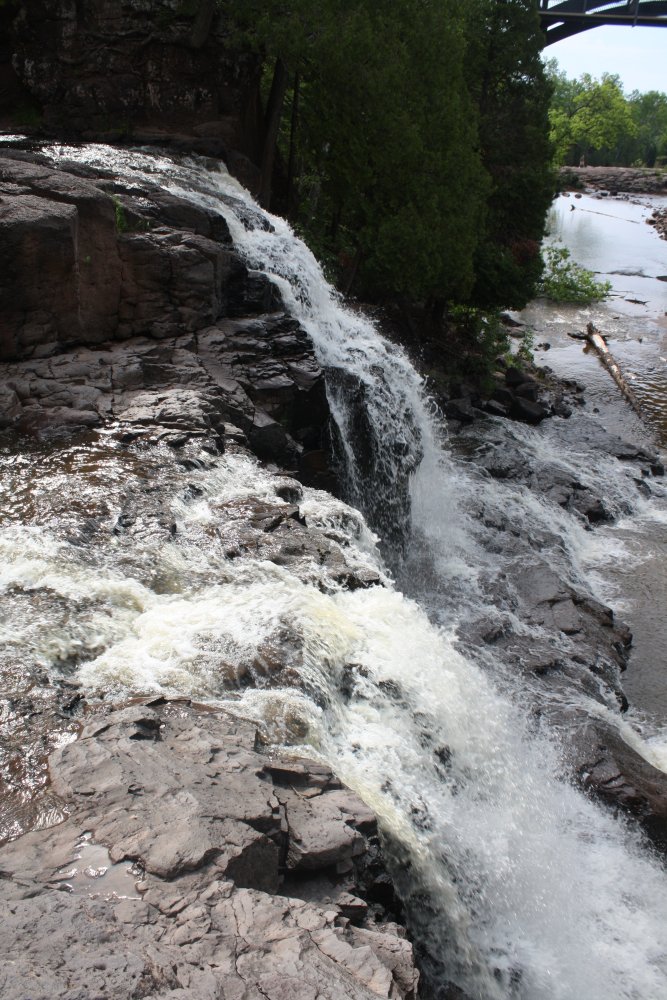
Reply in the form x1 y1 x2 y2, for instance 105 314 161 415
1 1 262 188
0 148 330 477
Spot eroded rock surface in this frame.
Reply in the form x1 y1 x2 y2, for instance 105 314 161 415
0 700 418 1000
0 151 330 475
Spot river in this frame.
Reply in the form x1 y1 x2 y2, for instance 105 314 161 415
2 145 667 999
523 188 667 735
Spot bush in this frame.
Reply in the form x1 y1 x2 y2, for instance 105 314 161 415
539 244 611 303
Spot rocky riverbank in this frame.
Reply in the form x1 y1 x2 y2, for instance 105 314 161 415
410 362 667 849
649 206 667 241
559 165 667 196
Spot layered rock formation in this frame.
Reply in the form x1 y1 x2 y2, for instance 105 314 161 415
0 701 418 1000
0 145 419 996
0 149 329 477
0 0 263 186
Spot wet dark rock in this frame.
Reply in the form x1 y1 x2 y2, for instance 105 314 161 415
581 497 610 524
567 716 667 849
552 398 573 419
204 495 381 594
515 381 540 403
0 701 418 1000
481 399 509 419
444 398 477 424
0 153 332 473
505 367 534 388
509 396 549 424
491 385 515 410
273 476 304 504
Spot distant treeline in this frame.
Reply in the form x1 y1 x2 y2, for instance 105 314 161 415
219 0 554 315
547 60 667 169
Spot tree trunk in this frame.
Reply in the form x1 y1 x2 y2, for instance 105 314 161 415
258 57 289 210
585 322 643 417
341 246 363 297
286 72 300 219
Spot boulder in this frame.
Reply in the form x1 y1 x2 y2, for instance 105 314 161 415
569 717 667 849
509 396 549 424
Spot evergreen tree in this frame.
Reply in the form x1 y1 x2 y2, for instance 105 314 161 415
219 0 554 315
465 0 554 310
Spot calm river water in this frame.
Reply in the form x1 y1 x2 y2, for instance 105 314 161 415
522 189 667 735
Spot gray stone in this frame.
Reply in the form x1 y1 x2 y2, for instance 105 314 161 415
0 701 418 1000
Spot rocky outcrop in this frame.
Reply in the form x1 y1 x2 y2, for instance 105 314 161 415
648 206 667 242
1 0 263 184
0 149 330 475
567 715 667 850
559 165 667 195
0 700 418 1000
442 365 560 427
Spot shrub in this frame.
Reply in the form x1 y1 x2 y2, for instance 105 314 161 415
539 244 611 304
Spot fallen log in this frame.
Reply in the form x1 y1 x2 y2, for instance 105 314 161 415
584 321 644 417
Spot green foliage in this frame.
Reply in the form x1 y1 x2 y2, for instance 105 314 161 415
220 0 554 325
547 68 636 166
516 327 535 365
627 90 667 167
545 61 667 168
113 198 129 234
446 306 512 389
465 0 555 310
539 245 611 304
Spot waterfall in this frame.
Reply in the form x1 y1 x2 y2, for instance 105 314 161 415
19 144 667 998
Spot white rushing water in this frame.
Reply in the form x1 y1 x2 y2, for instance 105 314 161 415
6 142 667 998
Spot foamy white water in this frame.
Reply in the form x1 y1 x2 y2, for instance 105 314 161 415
7 142 666 998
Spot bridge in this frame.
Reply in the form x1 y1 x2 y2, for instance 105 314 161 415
539 1 667 45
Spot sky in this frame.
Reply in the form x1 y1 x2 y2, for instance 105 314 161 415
546 26 667 93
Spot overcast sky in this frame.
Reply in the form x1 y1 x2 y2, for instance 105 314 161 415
546 26 667 93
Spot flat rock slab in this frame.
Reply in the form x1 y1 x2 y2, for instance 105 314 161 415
0 700 418 999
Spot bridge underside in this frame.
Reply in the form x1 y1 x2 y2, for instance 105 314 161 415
540 1 667 45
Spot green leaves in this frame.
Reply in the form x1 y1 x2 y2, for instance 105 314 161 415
220 0 553 312
545 63 667 167
539 245 611 304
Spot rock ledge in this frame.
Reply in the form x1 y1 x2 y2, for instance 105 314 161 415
0 699 418 1000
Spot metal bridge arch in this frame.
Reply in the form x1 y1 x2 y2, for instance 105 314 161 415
539 1 667 45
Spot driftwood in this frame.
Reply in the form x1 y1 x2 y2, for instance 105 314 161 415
583 321 644 417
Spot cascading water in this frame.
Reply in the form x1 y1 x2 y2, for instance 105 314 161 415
6 143 667 998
